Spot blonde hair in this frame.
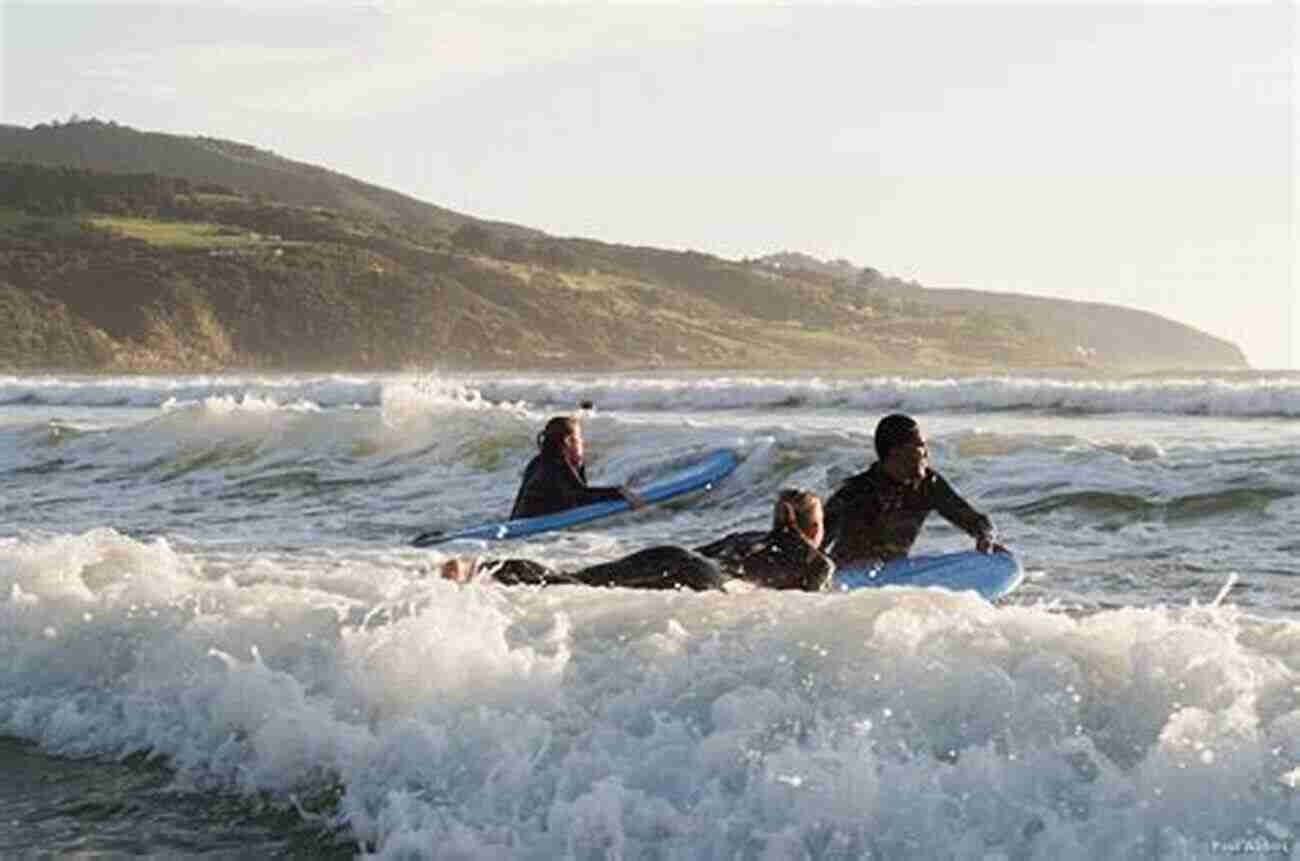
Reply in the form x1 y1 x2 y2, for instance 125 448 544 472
773 488 822 534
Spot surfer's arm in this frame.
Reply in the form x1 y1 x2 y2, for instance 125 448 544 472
929 473 997 551
575 482 628 506
564 459 627 506
797 545 836 592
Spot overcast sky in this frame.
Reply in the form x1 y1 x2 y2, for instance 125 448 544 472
3 1 1295 369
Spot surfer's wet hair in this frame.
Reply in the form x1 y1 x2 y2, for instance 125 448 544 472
774 488 822 535
538 415 579 454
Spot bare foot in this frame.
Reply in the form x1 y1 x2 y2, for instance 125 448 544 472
440 557 479 583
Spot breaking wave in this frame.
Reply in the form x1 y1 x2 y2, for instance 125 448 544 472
4 373 1299 417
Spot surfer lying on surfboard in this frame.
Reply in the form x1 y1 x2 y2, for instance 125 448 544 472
695 488 834 591
821 413 1007 569
440 488 833 592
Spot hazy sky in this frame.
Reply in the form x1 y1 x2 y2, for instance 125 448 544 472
3 1 1296 369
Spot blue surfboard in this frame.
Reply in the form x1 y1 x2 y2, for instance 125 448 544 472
833 550 1024 601
411 448 740 548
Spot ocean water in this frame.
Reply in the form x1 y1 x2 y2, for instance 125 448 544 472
1 370 1298 860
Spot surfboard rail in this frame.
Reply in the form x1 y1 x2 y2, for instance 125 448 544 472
833 549 1025 601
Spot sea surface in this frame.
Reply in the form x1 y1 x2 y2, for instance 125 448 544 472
1 370 1298 860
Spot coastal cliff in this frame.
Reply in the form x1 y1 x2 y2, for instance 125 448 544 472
0 121 1248 374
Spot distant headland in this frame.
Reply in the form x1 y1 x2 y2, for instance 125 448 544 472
0 119 1248 374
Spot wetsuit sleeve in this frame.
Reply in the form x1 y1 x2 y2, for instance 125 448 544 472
928 472 994 542
568 462 626 506
800 548 835 592
779 532 835 591
579 483 627 504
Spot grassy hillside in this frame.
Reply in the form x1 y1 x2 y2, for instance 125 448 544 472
0 121 1249 373
0 119 518 239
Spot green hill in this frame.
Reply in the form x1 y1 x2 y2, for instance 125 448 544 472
0 120 1248 374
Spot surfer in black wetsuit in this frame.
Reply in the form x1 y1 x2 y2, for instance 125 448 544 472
695 488 834 591
510 416 642 519
441 489 833 593
441 545 726 591
821 413 1002 569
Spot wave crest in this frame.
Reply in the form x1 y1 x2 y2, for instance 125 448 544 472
4 373 1299 417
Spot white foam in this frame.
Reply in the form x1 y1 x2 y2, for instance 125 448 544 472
1 531 1297 858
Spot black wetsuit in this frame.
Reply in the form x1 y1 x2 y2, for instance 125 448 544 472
478 526 832 594
695 526 834 591
482 546 725 592
820 462 993 567
509 451 625 520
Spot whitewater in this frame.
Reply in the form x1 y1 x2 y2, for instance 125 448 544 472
1 370 1297 859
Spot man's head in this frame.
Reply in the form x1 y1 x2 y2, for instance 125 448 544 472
875 413 928 482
